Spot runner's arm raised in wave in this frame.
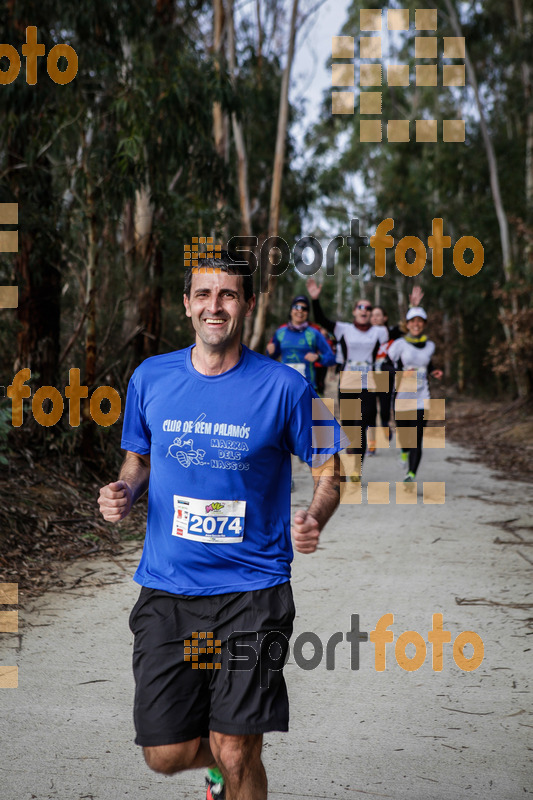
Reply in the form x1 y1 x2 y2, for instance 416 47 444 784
306 278 336 334
292 453 341 554
98 451 151 522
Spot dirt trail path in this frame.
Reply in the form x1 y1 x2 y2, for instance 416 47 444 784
0 437 531 800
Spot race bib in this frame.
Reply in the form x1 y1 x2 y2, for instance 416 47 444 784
346 361 371 373
287 362 307 377
172 495 246 543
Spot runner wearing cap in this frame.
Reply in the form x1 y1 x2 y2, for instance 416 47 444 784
387 307 443 482
98 253 347 800
266 295 336 393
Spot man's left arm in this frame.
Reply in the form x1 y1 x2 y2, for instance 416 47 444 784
292 453 341 554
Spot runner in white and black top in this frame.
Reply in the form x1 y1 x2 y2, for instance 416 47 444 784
306 278 388 478
386 306 443 482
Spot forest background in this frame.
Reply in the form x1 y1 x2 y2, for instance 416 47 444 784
0 0 531 507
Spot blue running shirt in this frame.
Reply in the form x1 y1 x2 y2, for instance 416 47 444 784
269 325 336 389
121 345 347 595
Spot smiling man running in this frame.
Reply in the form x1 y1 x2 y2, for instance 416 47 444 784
98 252 347 800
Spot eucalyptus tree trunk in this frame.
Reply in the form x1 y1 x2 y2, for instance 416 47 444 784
213 0 228 196
226 0 252 238
512 0 533 227
249 0 299 351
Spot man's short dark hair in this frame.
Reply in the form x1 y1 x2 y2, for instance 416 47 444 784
184 250 255 301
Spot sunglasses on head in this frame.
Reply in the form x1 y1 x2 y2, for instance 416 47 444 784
356 303 372 311
293 304 309 311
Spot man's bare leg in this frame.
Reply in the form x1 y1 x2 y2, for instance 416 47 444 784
143 737 216 775
210 732 267 800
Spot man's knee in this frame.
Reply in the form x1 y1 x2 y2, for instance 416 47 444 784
210 732 263 778
143 739 200 775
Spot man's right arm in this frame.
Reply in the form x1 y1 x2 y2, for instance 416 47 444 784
97 450 150 522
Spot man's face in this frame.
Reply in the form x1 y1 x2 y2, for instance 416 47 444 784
352 299 372 325
183 269 255 351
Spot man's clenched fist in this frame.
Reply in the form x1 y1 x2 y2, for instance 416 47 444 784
292 509 320 554
98 480 133 522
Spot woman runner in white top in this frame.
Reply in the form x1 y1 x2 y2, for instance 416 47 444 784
306 278 388 478
387 307 443 481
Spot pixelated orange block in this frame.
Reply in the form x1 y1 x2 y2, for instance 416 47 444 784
0 666 18 688
0 610 18 633
416 119 438 142
443 65 465 86
415 9 437 30
396 427 418 449
416 65 437 86
340 398 361 420
312 397 335 420
368 426 390 449
360 92 382 114
443 120 465 142
340 371 363 393
360 37 382 58
424 399 445 420
339 452 361 478
415 37 437 58
312 453 335 479
332 92 354 115
360 120 382 142
342 425 362 449
332 36 354 58
367 371 390 392
0 232 18 252
443 37 465 58
332 64 355 87
312 426 334 449
395 371 418 393
396 482 418 504
423 482 445 504
388 65 409 86
0 584 18 604
394 399 418 421
388 120 410 142
0 288 19 309
360 64 382 86
340 481 362 504
360 9 381 30
424 427 446 448
367 482 389 504
387 9 409 30
0 203 18 224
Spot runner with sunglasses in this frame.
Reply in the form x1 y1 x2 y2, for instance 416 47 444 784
306 279 388 479
266 296 336 393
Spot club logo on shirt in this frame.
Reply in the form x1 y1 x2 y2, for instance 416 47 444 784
166 436 208 467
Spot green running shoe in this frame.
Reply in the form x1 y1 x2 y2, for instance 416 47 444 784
206 767 225 800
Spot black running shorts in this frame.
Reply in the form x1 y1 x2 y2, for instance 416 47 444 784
128 582 295 746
